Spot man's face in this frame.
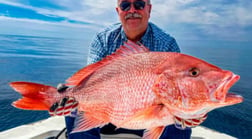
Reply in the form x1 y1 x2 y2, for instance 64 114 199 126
116 0 152 32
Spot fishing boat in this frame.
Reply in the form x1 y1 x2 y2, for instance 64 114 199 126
0 116 236 139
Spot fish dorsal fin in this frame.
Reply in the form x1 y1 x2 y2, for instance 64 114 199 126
66 41 149 86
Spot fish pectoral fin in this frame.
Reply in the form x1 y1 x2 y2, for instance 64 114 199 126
134 104 168 119
143 126 165 139
71 112 108 133
118 104 169 127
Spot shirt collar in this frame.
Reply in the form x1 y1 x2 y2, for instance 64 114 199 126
120 23 151 43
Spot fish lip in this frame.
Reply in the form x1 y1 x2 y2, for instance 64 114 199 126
213 74 240 102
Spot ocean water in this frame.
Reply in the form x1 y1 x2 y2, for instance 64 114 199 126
0 34 251 138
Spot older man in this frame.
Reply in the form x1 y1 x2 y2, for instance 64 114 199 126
52 0 206 138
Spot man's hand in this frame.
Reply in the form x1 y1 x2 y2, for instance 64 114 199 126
49 97 78 116
174 114 208 129
48 83 79 116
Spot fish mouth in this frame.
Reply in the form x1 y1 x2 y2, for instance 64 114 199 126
212 73 243 104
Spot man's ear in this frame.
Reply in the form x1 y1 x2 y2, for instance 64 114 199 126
148 4 152 14
116 7 119 14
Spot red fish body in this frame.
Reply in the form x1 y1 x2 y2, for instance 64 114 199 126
10 42 243 139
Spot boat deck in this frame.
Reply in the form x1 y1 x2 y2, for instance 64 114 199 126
0 117 236 139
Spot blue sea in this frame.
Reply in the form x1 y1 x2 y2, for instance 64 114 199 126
0 34 251 138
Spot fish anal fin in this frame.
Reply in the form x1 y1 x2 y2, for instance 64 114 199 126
71 112 109 133
143 126 165 139
66 41 149 86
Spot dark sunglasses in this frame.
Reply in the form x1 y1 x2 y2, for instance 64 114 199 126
119 1 146 11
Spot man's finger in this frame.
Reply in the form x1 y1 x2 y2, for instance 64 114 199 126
174 114 208 129
57 83 69 93
60 97 69 107
48 97 78 116
49 102 59 112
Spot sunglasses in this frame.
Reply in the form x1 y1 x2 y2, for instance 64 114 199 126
119 1 146 11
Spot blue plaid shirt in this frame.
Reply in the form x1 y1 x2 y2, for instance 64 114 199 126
87 22 180 64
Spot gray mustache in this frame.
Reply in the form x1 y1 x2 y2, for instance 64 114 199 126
125 13 142 19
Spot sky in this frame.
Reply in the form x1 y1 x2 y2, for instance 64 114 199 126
0 0 252 45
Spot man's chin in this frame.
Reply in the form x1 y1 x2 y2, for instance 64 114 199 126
125 20 142 27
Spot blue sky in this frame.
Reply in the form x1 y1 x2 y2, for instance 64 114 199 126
0 0 251 45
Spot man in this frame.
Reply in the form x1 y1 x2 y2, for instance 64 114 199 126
51 0 207 138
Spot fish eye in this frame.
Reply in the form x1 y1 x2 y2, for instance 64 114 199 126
189 67 200 77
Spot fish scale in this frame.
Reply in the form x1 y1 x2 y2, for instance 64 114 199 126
78 53 164 124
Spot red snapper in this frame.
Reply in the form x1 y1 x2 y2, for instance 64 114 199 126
10 41 243 139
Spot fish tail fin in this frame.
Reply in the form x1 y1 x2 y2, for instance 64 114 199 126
10 81 57 110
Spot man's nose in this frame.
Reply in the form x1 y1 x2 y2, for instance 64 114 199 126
128 4 137 12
